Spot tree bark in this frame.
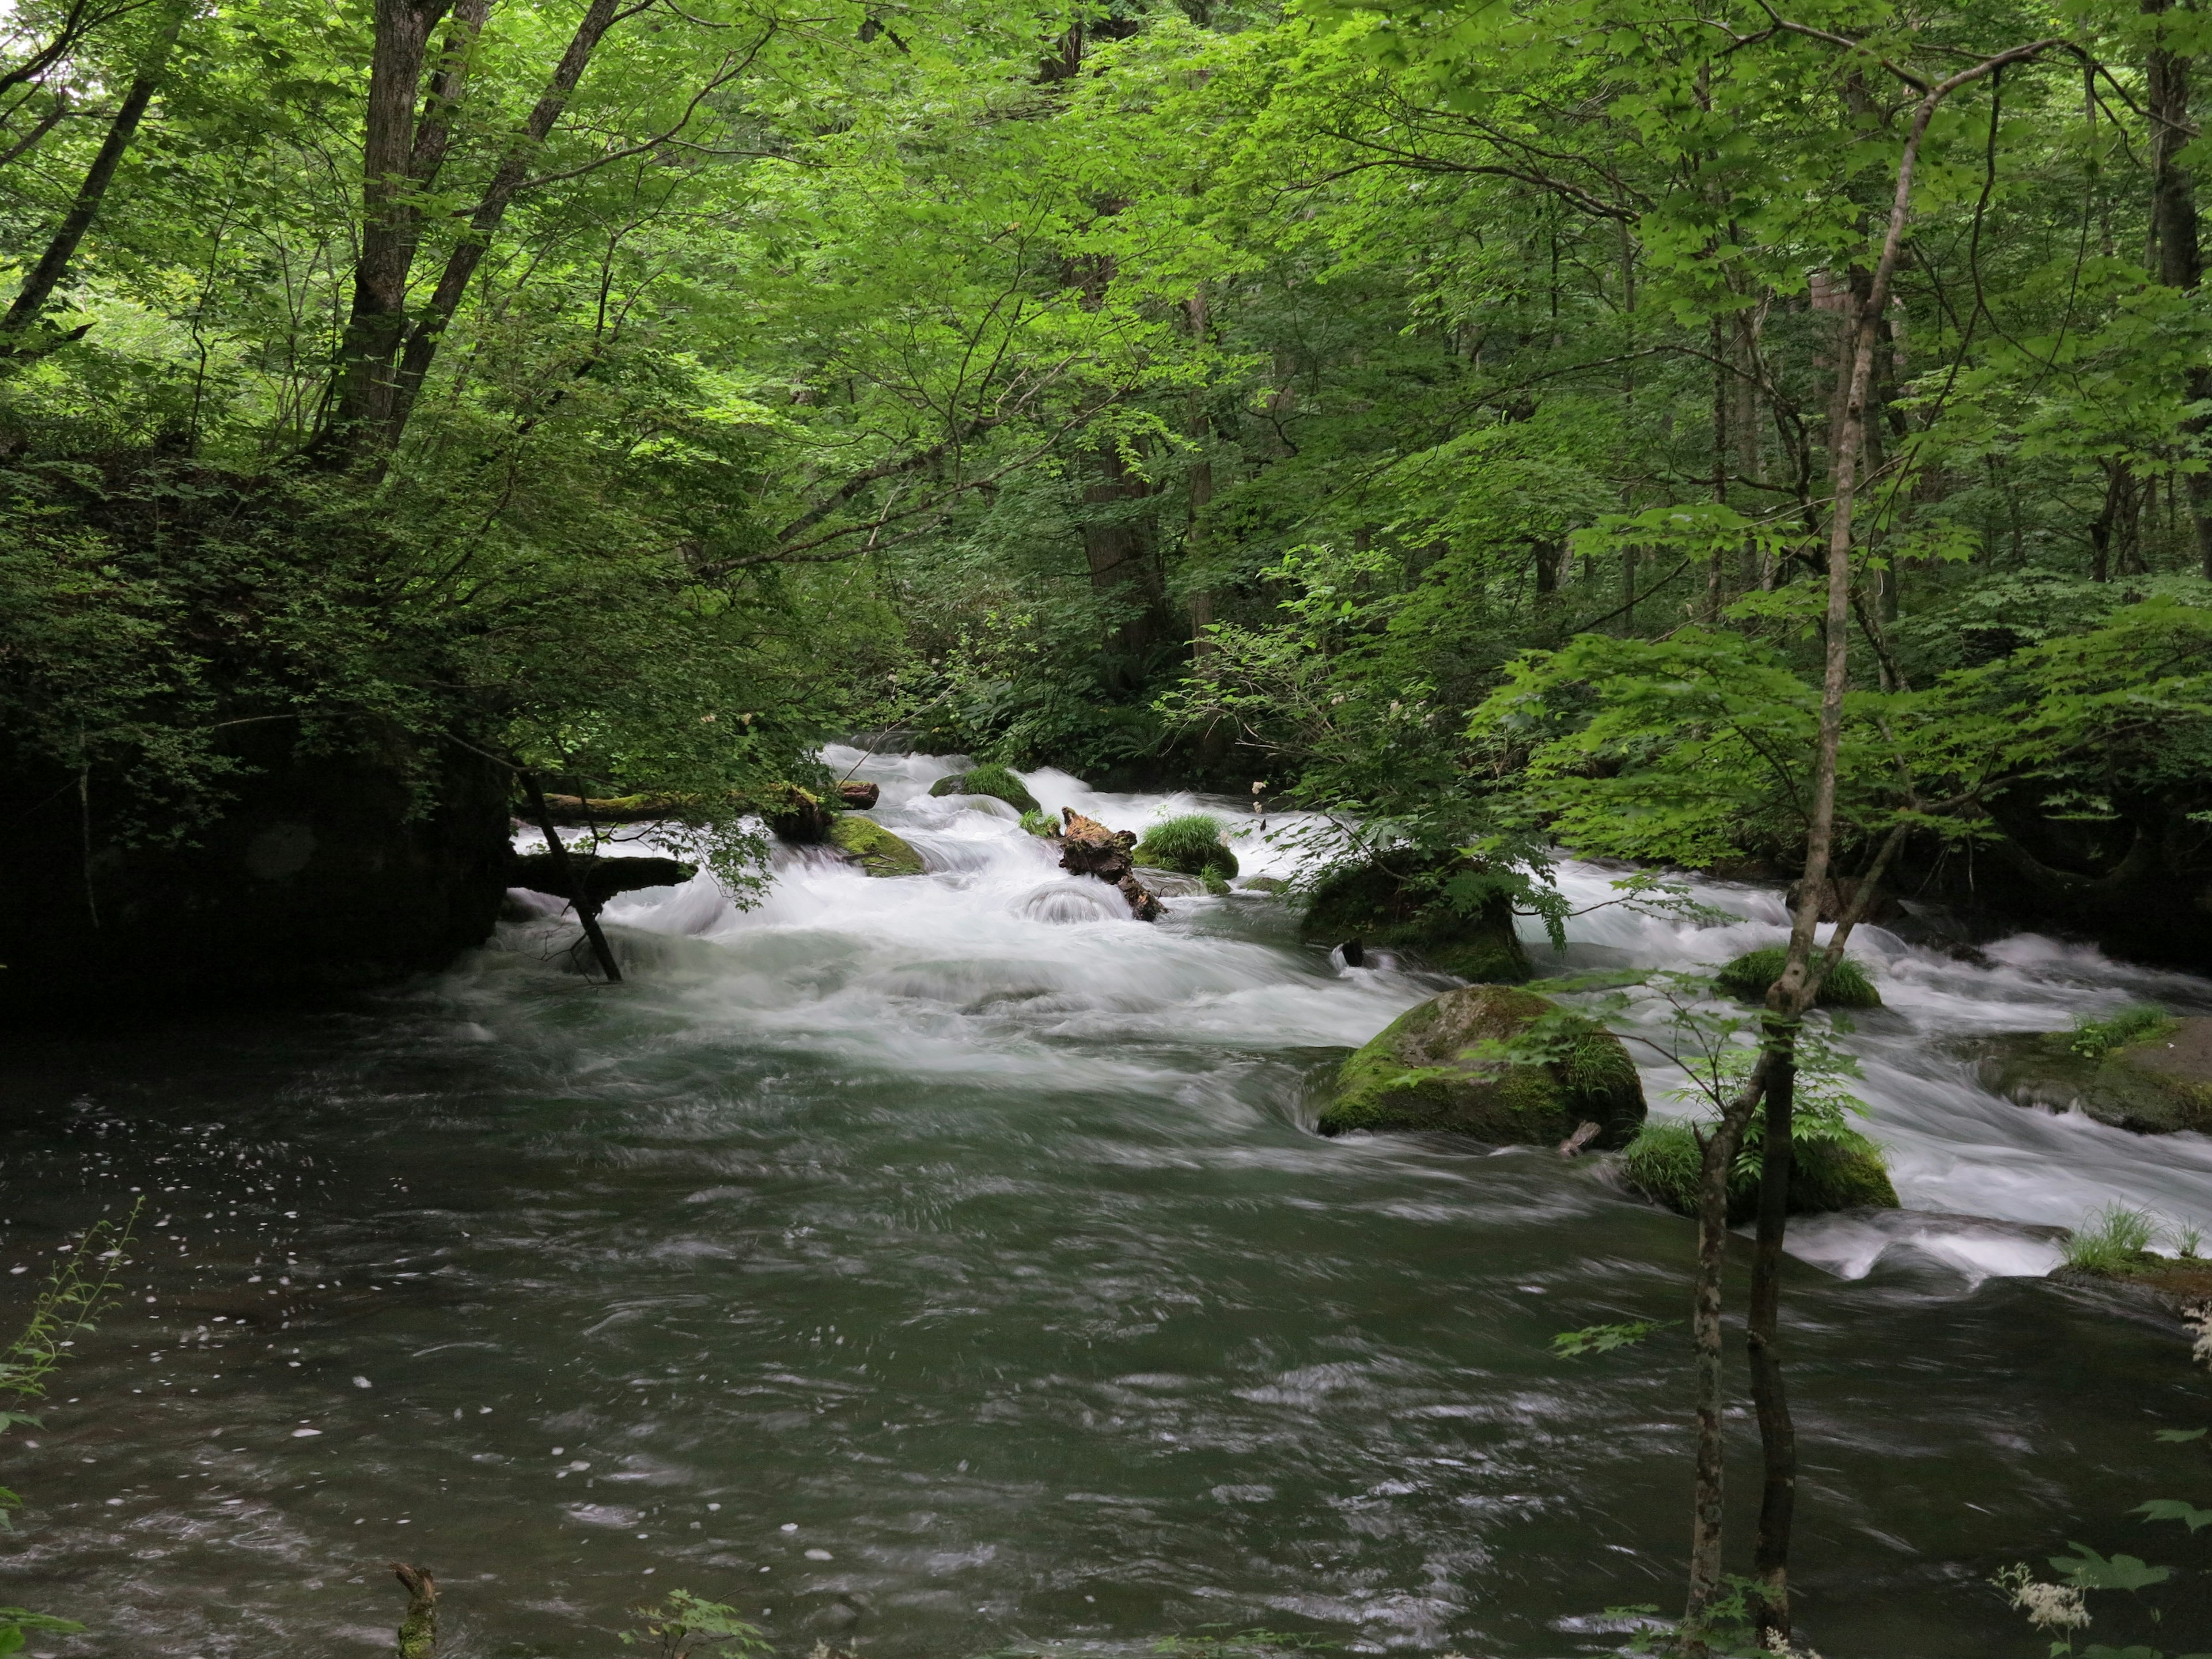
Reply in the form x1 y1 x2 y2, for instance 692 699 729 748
0 1 188 341
2145 0 2212 578
1745 1042 1797 1639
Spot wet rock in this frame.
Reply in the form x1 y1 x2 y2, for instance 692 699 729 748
1319 984 1645 1147
825 814 924 877
836 780 880 809
508 851 696 908
767 785 834 843
1969 1016 2212 1135
1298 851 1531 983
1617 1120 1899 1222
1238 875 1289 894
927 764 1040 816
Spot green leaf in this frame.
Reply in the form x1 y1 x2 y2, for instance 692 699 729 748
1552 1320 1673 1358
2134 1499 2212 1532
2154 1429 2209 1442
2051 1544 2174 1591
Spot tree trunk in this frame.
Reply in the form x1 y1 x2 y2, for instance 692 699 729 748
520 770 622 983
0 1 188 342
2145 0 2212 579
1745 1044 1797 1641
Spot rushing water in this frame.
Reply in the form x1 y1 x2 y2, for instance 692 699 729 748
6 749 2212 1658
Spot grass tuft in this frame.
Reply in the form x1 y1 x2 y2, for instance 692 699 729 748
2065 1203 2160 1274
2069 1003 2176 1060
1133 812 1239 880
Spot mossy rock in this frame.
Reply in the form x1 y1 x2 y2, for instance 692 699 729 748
1619 1120 1900 1224
1714 946 1881 1009
1132 813 1238 881
826 815 925 877
927 764 1040 816
1969 1016 2212 1135
1300 852 1532 983
1319 984 1645 1147
1240 875 1289 895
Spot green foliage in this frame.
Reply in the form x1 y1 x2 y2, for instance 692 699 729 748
0 1207 135 1447
1552 1319 1673 1358
1714 948 1882 1011
2065 1205 2162 1275
2072 1005 2179 1060
619 1591 768 1658
1133 813 1238 879
2051 1544 2173 1593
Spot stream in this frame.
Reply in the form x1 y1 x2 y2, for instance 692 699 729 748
5 748 2212 1658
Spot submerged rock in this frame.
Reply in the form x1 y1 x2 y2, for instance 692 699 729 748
1318 984 1645 1147
825 815 924 878
508 851 696 908
1969 1015 2212 1135
1618 1120 1899 1223
1298 853 1531 983
927 764 1040 816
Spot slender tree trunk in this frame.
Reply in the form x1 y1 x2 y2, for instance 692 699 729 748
1745 1041 1797 1638
1707 317 1728 621
2145 0 2212 578
0 1 188 340
520 770 622 983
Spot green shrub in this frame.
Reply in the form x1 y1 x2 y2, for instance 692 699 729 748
2069 1003 2176 1059
2064 1203 2160 1275
1715 946 1881 1008
1133 812 1238 879
1620 1114 1897 1222
928 763 1040 816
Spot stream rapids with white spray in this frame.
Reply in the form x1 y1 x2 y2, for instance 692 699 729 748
5 747 2212 1657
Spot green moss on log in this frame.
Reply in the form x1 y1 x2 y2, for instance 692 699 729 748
927 764 1040 816
827 814 925 877
1319 984 1645 1147
1715 946 1881 1008
1619 1119 1899 1222
1132 813 1238 880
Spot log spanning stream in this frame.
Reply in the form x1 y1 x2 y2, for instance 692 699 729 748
6 749 2212 1658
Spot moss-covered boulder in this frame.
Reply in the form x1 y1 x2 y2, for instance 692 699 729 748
1318 984 1645 1147
1714 946 1882 1009
1132 813 1239 882
1969 1014 2212 1135
826 815 925 877
927 764 1040 816
1618 1120 1900 1224
1300 852 1532 983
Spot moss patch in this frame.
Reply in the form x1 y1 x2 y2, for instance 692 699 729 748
1133 813 1238 881
1714 946 1881 1009
826 814 925 877
1300 852 1532 983
1972 1016 2212 1134
1018 808 1059 838
927 764 1040 816
1619 1119 1899 1223
1319 984 1645 1148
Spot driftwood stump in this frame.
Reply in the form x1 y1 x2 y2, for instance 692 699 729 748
392 1562 437 1658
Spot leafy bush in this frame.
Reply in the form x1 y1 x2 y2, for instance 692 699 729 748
1714 946 1881 1009
1133 812 1238 879
2069 1003 2176 1059
2064 1203 2161 1274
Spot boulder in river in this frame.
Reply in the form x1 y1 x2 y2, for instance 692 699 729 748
1058 809 1161 921
1969 1012 2212 1135
1318 984 1645 1147
1298 851 1531 983
1714 946 1882 1009
826 814 925 877
836 780 881 809
1618 1119 1899 1223
509 851 696 909
927 764 1040 816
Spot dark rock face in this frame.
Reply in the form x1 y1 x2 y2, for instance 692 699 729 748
508 852 697 908
3 727 513 1024
1059 809 1161 921
1969 1018 2212 1135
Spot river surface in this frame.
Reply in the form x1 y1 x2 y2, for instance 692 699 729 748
5 750 2212 1658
